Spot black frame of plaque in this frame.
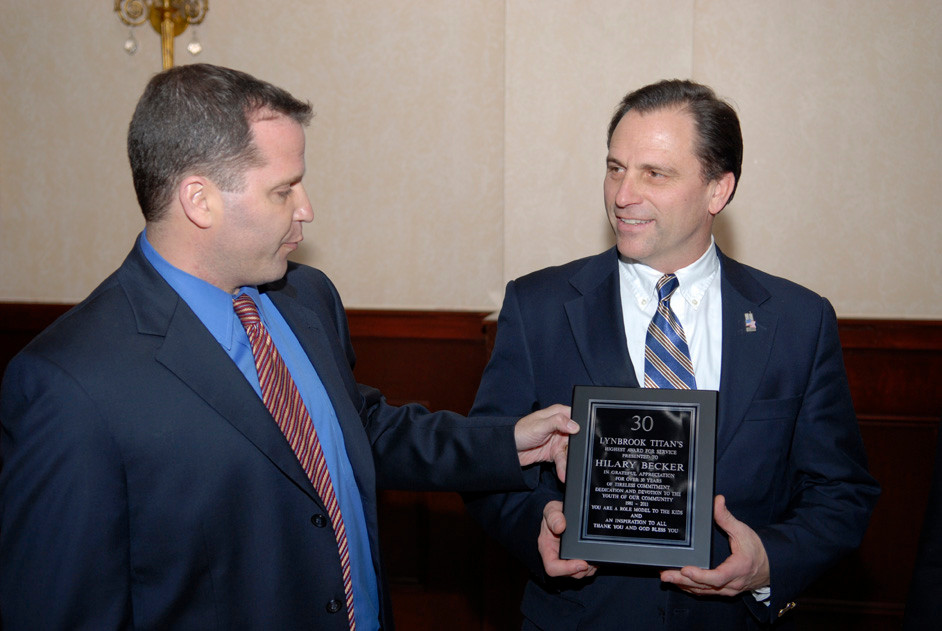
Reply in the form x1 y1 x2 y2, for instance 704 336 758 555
560 386 717 568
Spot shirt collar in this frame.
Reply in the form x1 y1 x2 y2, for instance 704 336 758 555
618 237 720 311
140 229 258 351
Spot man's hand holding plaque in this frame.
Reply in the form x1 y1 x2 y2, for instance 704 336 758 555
660 495 771 597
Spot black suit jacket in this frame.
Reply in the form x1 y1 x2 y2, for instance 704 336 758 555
0 237 526 630
466 247 879 630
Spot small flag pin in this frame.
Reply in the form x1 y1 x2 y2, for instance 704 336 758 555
744 312 757 333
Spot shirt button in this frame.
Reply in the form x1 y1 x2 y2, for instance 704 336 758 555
311 514 328 528
326 599 343 614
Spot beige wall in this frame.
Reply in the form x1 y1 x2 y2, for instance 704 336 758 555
1 1 939 317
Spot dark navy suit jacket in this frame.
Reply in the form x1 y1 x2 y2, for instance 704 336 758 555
0 237 526 630
466 247 879 630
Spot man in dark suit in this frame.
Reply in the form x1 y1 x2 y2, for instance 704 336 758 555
0 64 577 630
465 80 879 629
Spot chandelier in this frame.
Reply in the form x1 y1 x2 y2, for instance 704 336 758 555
114 1 209 69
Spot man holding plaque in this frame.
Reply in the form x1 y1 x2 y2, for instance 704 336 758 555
465 80 879 629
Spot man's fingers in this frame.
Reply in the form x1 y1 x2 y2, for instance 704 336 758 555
554 407 579 435
544 557 595 578
680 564 733 589
712 494 738 534
539 501 599 579
543 501 567 535
554 442 569 483
541 404 578 434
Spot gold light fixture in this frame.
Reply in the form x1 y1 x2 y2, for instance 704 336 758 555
114 1 209 70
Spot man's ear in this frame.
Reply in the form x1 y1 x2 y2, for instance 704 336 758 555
179 176 213 229
708 172 736 216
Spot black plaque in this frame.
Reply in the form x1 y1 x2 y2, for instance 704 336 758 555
560 386 717 568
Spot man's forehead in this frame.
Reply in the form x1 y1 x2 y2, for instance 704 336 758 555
609 107 696 158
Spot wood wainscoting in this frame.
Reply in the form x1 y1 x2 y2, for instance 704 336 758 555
1 303 940 630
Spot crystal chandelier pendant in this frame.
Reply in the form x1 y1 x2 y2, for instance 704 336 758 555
186 30 203 56
124 30 139 55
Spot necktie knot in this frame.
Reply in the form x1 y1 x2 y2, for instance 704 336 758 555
656 274 679 304
233 294 261 328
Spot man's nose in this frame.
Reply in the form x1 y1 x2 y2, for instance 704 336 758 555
615 175 641 207
294 184 313 223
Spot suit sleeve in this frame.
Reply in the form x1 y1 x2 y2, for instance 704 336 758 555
463 281 566 577
754 298 880 620
300 267 530 494
0 352 133 629
359 384 532 493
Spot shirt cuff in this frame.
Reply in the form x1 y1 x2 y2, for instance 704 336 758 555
752 586 771 606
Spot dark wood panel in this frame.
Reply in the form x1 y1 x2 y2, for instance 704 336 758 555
843 348 941 417
346 311 491 415
347 336 487 415
0 302 71 378
839 320 942 418
348 309 492 341
838 319 942 351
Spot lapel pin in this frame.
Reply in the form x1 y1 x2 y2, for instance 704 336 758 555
744 312 757 333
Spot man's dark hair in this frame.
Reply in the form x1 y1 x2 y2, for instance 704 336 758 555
128 63 314 221
607 79 742 205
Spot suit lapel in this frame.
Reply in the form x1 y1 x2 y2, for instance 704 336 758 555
716 252 775 462
159 306 322 502
118 241 322 505
565 249 639 388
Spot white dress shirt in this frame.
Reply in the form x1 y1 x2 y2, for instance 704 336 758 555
618 239 722 390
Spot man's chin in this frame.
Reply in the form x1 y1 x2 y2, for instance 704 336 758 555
255 261 290 287
615 241 653 264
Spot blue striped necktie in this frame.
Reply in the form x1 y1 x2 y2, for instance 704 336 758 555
644 274 696 390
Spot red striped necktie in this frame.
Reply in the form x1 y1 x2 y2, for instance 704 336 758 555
233 294 356 629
